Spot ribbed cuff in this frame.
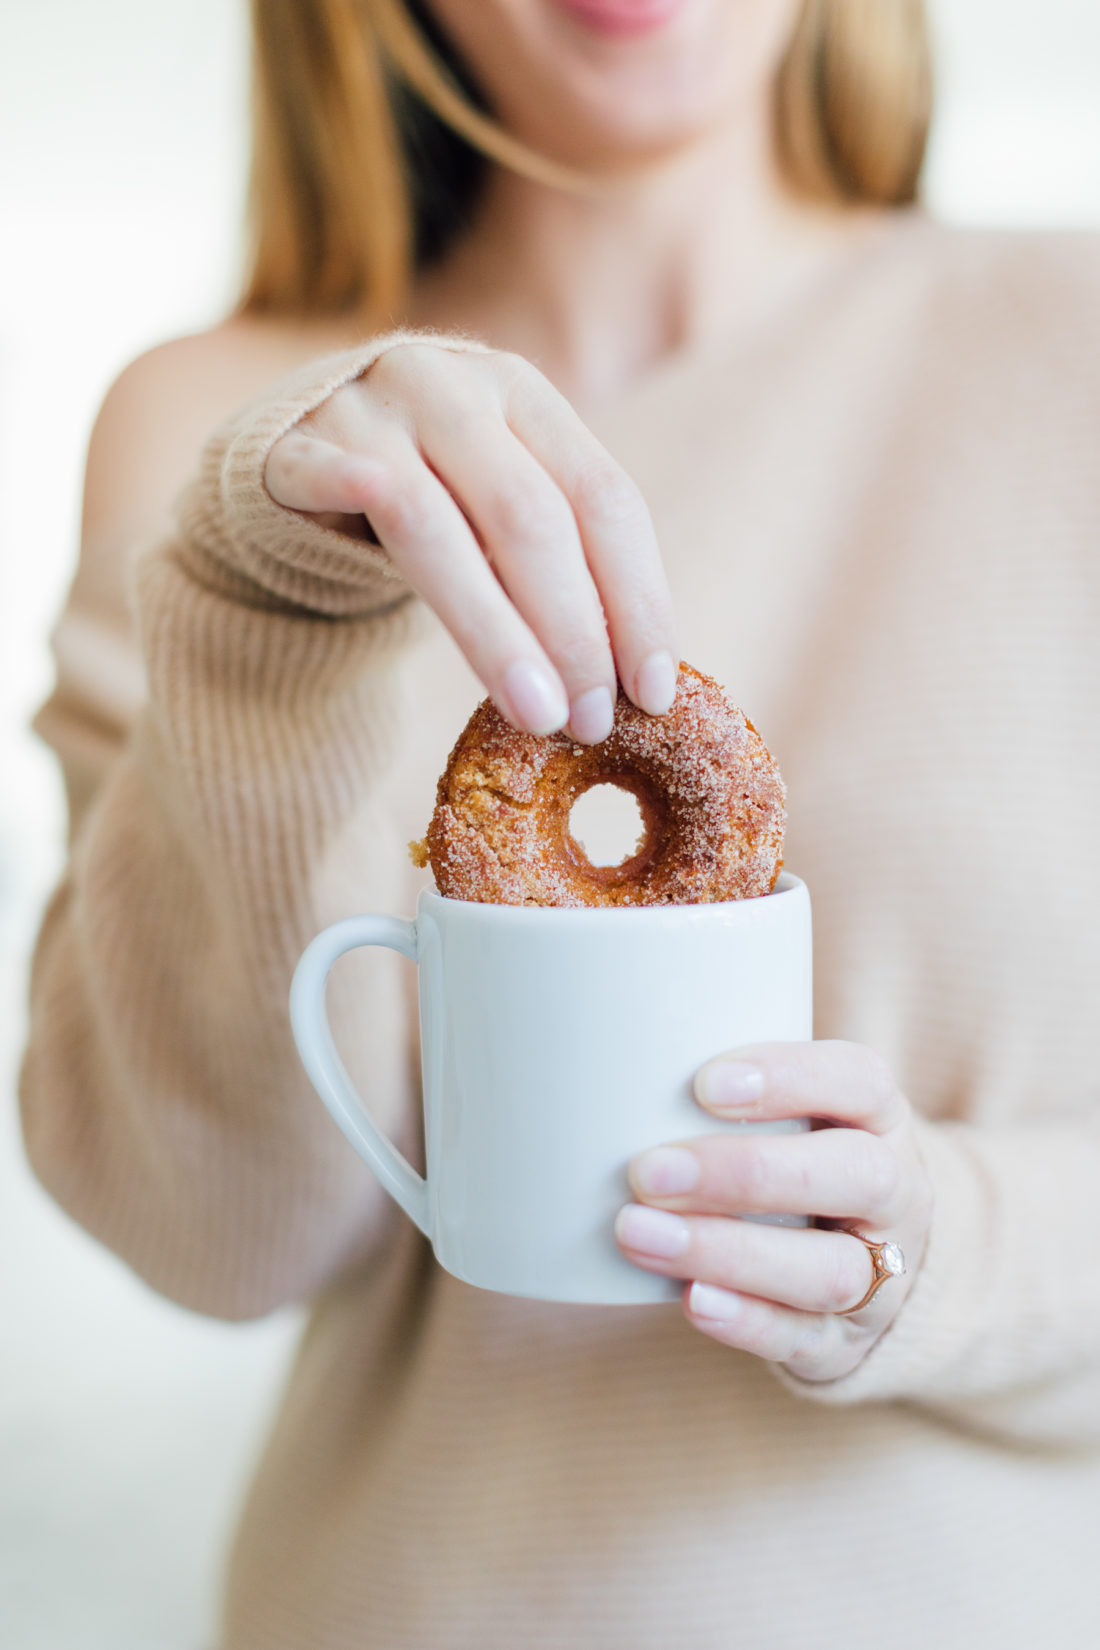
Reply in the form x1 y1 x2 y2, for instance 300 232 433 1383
175 330 490 617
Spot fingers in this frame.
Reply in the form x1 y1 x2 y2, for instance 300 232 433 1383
693 1041 909 1136
266 345 677 738
270 419 569 734
614 1206 877 1316
682 1284 874 1380
684 1286 830 1369
617 1038 927 1380
504 363 678 713
363 461 576 735
415 403 617 741
628 1126 904 1225
265 430 387 517
683 1279 893 1381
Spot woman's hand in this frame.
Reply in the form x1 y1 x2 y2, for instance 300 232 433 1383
265 342 678 743
615 1042 934 1383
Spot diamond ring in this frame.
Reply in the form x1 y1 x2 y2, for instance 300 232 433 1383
837 1232 907 1315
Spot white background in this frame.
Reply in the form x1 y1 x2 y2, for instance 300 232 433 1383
2 2 1099 1645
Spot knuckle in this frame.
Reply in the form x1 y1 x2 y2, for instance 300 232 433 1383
492 349 539 390
552 630 614 683
325 383 362 418
366 342 442 403
363 351 400 396
737 1302 786 1362
311 384 364 441
782 1328 827 1378
484 475 569 543
264 442 294 491
276 430 313 463
365 475 436 543
380 341 436 378
572 460 645 530
266 434 320 499
862 1048 897 1111
862 1138 902 1215
824 1242 868 1313
733 1140 771 1206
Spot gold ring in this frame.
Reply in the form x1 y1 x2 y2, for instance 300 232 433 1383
838 1232 907 1315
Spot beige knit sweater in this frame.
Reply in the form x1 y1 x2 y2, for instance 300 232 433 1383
20 218 1100 1649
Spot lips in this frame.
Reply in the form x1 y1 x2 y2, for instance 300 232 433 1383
548 0 688 40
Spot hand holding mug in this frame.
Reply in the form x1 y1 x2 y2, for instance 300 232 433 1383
617 1041 934 1380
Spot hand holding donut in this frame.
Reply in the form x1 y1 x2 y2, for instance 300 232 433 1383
265 342 678 744
615 1041 934 1382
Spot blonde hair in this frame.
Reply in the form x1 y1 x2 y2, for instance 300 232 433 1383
775 0 932 207
241 0 933 324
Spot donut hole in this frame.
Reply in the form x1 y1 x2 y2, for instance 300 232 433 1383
567 783 647 871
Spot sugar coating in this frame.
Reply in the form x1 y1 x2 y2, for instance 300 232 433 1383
416 663 786 907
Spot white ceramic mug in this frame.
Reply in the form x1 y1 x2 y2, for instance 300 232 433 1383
290 873 812 1305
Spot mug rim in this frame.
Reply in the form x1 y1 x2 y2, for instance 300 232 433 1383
417 870 806 922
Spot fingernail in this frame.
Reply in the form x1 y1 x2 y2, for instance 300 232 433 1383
634 652 677 716
568 684 614 744
631 1146 699 1197
615 1204 690 1259
688 1282 742 1322
502 660 568 735
695 1060 765 1114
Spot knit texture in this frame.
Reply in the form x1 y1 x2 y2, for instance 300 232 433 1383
20 223 1100 1648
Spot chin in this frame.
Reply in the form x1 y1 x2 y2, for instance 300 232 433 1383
513 89 742 172
424 0 798 171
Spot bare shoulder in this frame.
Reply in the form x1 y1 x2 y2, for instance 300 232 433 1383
82 313 357 556
902 216 1100 348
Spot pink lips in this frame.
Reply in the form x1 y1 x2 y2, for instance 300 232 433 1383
549 0 688 39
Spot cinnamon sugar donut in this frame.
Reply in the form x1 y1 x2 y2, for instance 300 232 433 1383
412 663 786 908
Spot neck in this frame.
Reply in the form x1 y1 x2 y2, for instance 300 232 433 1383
409 102 868 405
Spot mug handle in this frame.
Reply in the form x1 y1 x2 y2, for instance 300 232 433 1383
289 914 429 1236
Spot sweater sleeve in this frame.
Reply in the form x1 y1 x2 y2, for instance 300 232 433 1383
19 332 481 1320
776 1112 1100 1447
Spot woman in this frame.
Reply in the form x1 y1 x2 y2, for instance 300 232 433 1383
20 0 1100 1645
